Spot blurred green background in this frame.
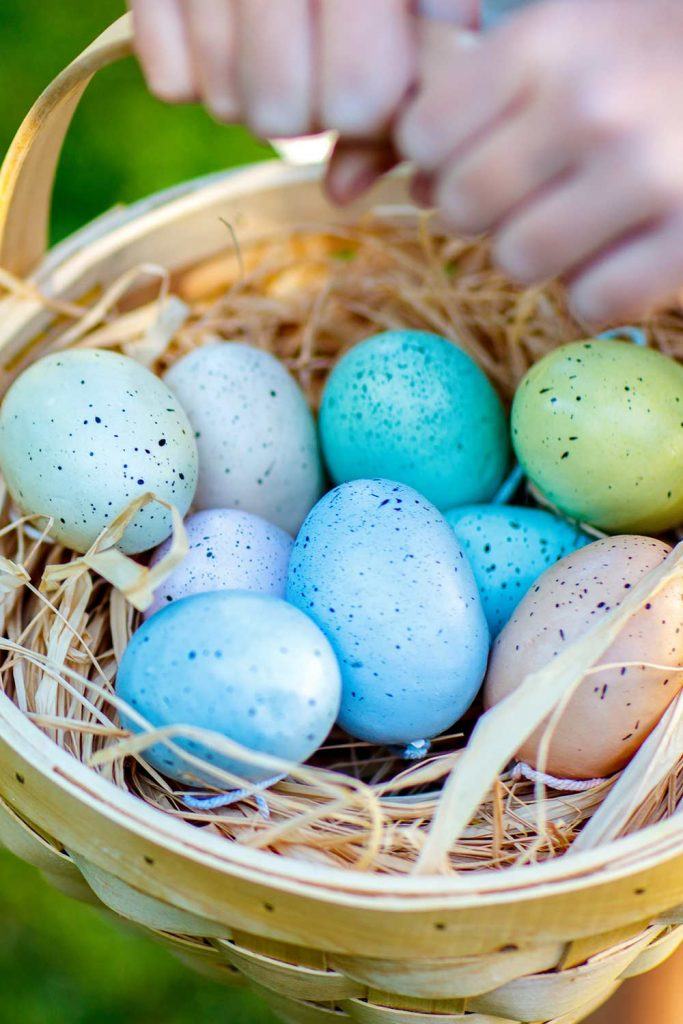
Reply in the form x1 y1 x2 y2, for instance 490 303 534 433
0 2 275 1021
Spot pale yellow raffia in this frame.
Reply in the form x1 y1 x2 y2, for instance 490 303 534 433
0 212 681 876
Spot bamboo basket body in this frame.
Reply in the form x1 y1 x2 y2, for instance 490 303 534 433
0 15 681 1024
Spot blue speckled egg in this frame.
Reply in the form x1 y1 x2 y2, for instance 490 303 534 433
164 341 324 534
145 508 293 618
117 591 342 785
445 504 591 637
285 479 490 745
319 331 510 509
0 350 198 554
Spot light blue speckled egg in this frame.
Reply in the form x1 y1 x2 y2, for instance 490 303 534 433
117 591 342 785
0 350 198 554
319 331 510 509
164 341 324 534
285 479 490 746
145 508 293 618
445 504 591 637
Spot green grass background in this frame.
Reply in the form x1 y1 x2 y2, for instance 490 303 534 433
0 2 275 1020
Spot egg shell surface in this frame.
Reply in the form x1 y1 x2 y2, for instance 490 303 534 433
164 341 324 534
511 338 683 533
485 535 683 779
445 504 591 636
145 508 293 618
0 350 198 554
319 331 510 509
286 478 490 745
117 591 342 785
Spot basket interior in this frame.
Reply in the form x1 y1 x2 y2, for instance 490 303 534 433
0 174 681 882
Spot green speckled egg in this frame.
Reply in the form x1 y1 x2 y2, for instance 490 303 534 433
319 331 510 509
512 339 683 533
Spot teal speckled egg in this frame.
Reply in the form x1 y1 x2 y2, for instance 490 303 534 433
319 331 510 509
445 504 591 636
512 339 683 533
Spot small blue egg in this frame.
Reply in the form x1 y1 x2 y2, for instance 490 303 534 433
319 330 510 509
445 504 591 636
286 479 490 746
117 591 341 785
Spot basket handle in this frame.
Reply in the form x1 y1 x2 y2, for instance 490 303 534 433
0 14 134 277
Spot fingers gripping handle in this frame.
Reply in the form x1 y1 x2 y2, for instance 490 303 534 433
0 14 134 277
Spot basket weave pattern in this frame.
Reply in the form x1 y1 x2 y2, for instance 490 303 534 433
1 790 681 1024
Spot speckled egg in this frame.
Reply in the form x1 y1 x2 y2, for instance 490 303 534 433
319 331 510 509
164 341 324 534
286 479 490 746
485 535 683 779
445 504 591 636
512 338 683 533
0 350 198 554
145 508 293 618
117 591 342 785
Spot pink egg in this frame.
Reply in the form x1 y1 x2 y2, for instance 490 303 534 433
145 508 293 619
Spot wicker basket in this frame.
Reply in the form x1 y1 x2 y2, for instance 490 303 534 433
0 15 681 1024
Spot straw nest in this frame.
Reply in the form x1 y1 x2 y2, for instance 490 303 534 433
0 208 682 877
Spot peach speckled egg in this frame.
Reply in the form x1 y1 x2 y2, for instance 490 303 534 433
484 535 683 779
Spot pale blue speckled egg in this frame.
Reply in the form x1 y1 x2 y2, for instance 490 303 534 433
285 479 490 746
445 504 591 637
319 331 510 509
0 350 198 554
117 591 342 785
164 341 324 534
145 508 293 618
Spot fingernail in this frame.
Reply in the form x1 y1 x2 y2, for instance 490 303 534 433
395 111 442 170
327 152 379 205
569 285 608 325
148 74 196 104
324 94 379 138
249 101 307 140
207 93 241 125
494 236 536 283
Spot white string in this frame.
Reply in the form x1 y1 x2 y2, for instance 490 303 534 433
512 761 607 792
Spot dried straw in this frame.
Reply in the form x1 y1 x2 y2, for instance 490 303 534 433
0 209 682 876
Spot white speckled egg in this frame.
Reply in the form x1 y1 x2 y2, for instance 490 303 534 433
117 591 342 784
485 535 683 779
145 508 293 618
164 341 324 534
286 479 490 746
445 504 591 636
0 350 198 554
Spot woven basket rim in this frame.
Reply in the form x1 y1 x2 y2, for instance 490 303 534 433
0 162 680 903
2 683 680 903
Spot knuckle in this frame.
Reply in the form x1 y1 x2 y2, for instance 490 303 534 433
628 143 683 207
566 85 632 145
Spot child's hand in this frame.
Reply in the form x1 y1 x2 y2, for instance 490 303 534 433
128 1 478 203
398 0 683 323
129 0 416 136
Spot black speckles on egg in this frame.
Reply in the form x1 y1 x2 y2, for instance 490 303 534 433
445 504 590 637
318 330 510 511
163 340 323 534
117 591 341 785
0 349 198 555
511 338 683 533
285 478 490 746
144 508 293 619
486 535 683 779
